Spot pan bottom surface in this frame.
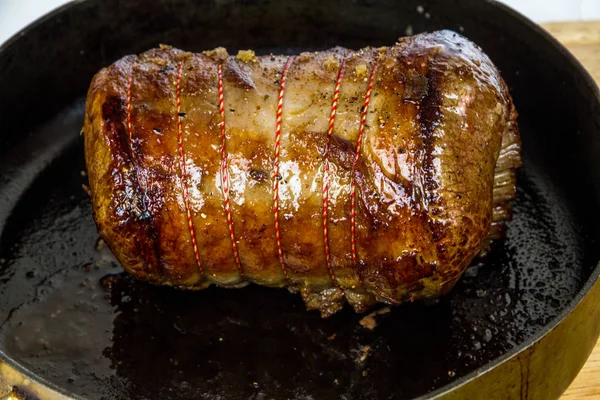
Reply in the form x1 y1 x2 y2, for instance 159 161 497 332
0 101 591 399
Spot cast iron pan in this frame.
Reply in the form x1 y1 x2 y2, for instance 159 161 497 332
1 0 600 399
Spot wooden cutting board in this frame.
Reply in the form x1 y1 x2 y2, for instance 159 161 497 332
542 20 600 400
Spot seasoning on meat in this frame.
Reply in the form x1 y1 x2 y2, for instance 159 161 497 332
235 49 256 63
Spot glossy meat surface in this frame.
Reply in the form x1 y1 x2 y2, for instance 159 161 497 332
84 30 520 316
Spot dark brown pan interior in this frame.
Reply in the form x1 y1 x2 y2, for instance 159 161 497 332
1 0 600 399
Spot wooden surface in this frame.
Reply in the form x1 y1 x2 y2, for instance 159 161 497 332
541 21 600 400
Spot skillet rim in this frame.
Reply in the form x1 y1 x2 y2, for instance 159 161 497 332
0 0 599 399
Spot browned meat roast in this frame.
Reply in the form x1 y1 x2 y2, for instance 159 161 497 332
83 30 521 316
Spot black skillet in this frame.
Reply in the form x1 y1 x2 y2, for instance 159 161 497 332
1 0 600 399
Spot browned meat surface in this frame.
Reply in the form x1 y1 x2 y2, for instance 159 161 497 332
84 30 521 316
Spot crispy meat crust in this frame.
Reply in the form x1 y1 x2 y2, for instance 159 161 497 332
84 31 521 316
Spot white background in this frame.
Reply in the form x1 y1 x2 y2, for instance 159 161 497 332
0 0 599 46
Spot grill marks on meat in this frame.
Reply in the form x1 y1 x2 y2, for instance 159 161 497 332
84 31 521 316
